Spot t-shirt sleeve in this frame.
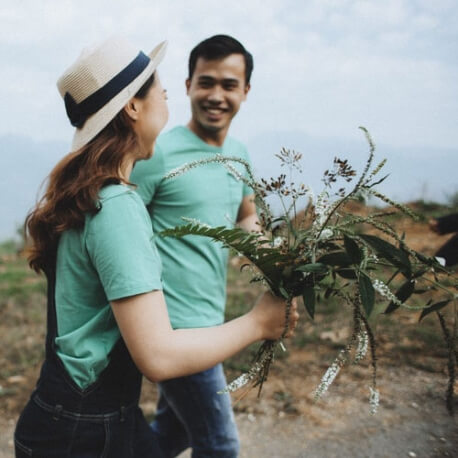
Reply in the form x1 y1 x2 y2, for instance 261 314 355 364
86 192 162 301
130 143 166 206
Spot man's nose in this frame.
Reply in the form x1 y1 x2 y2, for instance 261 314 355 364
207 86 224 104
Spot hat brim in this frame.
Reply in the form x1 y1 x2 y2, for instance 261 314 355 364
70 41 167 152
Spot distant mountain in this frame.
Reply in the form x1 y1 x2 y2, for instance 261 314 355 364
0 135 68 240
0 132 456 240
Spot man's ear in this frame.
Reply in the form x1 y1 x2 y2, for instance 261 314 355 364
124 97 141 121
185 79 191 95
243 83 251 100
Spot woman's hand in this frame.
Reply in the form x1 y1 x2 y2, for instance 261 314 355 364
250 291 299 341
112 290 299 382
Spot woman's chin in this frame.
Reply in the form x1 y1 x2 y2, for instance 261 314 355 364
138 146 154 161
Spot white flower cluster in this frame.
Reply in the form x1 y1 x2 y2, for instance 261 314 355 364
219 362 263 393
181 217 212 229
223 163 243 181
369 386 380 415
314 350 346 400
273 236 285 248
354 330 369 363
313 191 330 229
164 154 227 179
318 228 334 240
372 279 403 306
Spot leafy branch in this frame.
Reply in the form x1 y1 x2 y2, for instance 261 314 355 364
160 127 458 414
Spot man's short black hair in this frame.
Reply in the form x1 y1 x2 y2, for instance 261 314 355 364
188 34 253 85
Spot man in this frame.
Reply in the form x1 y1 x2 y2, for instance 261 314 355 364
131 35 258 457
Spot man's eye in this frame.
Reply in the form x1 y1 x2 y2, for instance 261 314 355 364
223 83 238 91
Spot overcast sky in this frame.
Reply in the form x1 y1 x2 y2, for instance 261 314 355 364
1 0 457 147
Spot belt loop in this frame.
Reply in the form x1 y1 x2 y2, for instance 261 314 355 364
52 404 63 421
120 405 126 422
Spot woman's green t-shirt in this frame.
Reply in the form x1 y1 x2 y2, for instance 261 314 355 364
54 185 162 389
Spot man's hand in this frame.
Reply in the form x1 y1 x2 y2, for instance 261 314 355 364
236 194 261 233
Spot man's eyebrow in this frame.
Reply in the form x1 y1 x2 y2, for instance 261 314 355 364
197 75 240 84
197 75 215 81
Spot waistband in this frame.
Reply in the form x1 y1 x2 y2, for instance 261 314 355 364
32 392 138 423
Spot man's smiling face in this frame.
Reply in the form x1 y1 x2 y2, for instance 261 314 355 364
186 54 250 144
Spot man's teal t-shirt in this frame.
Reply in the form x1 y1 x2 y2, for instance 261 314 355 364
131 126 253 329
55 185 162 389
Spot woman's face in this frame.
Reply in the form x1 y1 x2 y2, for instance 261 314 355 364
133 73 169 158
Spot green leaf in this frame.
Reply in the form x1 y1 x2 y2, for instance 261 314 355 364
412 250 432 264
384 279 415 314
295 263 328 274
336 268 358 280
413 289 429 294
344 235 363 265
302 286 315 320
359 234 411 277
359 272 375 316
318 252 351 267
412 268 430 279
160 223 293 288
418 300 451 322
367 174 389 188
278 286 289 299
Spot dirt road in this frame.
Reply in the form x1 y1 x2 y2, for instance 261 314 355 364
2 364 456 458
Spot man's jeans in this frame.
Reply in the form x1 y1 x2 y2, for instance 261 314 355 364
151 364 240 457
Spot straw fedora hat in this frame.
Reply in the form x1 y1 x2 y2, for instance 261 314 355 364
57 36 167 152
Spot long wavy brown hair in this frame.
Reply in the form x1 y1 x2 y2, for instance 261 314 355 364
25 73 155 274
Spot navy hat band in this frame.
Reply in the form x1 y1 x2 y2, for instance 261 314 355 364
64 51 150 128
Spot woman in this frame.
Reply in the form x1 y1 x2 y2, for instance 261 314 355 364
14 37 298 457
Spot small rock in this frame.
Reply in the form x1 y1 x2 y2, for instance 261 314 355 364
247 413 256 422
7 375 26 384
411 402 418 409
408 452 417 457
278 411 285 418
440 437 447 443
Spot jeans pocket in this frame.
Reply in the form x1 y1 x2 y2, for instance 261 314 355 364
15 397 108 457
15 398 75 457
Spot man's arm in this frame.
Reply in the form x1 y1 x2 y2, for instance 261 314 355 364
236 194 261 233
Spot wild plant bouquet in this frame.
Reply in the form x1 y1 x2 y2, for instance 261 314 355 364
160 127 457 414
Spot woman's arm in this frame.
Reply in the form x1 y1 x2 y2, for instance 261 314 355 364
111 290 297 382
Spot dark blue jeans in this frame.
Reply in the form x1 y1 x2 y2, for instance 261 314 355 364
151 364 239 457
14 346 163 457
15 395 155 457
